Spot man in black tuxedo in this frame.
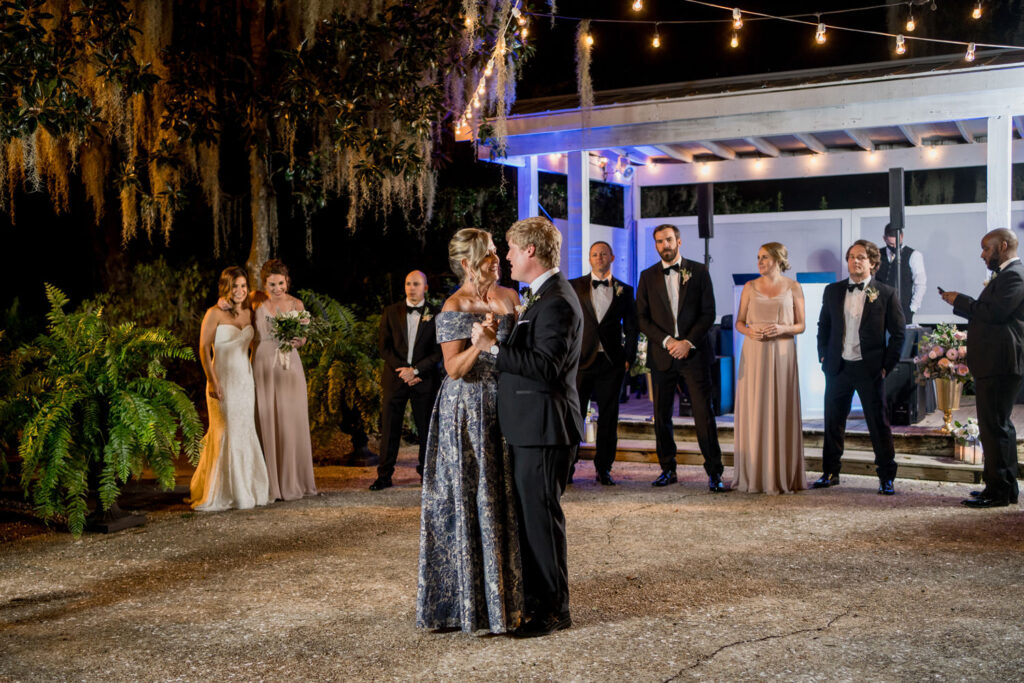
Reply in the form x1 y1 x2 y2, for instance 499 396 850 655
636 224 727 492
569 241 638 486
372 270 441 491
472 216 582 638
940 228 1024 508
816 239 905 495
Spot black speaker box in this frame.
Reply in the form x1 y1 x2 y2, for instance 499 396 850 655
885 358 932 425
888 167 905 232
697 183 714 239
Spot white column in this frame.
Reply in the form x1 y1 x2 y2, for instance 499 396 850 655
516 156 539 220
567 150 590 278
987 115 1013 230
628 175 641 286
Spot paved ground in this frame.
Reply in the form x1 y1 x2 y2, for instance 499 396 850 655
2 449 1023 682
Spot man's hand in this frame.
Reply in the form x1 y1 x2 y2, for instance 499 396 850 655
666 338 692 359
940 290 959 305
397 366 417 383
216 297 231 311
471 321 497 351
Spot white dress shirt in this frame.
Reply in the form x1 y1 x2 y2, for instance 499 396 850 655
841 277 870 362
405 298 423 365
882 247 927 312
528 267 559 295
999 257 1021 272
590 274 613 322
661 258 682 341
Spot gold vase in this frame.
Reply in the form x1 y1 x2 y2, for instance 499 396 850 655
933 378 963 434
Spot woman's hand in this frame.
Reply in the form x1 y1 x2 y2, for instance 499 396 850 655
290 337 306 349
207 381 223 400
760 324 783 339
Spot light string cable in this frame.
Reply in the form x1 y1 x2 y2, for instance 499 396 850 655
456 3 522 134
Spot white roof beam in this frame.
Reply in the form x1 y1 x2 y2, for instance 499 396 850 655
845 129 875 151
794 132 827 154
609 147 649 165
954 120 976 143
698 140 736 160
653 145 693 163
744 136 780 157
899 124 922 147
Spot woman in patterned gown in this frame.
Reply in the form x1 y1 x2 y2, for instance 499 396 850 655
416 228 524 634
733 242 807 494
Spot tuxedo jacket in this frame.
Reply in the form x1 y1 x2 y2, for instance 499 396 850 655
496 272 584 446
636 258 716 371
378 301 441 396
953 260 1024 380
817 278 905 378
569 275 639 370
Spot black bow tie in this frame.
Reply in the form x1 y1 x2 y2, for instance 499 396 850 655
847 282 865 292
592 279 610 289
406 305 424 315
663 264 681 275
520 286 532 297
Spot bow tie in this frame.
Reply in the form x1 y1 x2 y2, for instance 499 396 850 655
520 286 532 297
406 305 424 315
847 282 865 292
663 264 681 275
592 279 610 289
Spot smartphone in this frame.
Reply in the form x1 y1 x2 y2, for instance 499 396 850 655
937 286 946 294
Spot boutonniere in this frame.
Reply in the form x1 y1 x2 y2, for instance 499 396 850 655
613 283 623 297
516 289 540 315
421 311 432 322
680 268 692 285
984 272 997 287
865 286 879 303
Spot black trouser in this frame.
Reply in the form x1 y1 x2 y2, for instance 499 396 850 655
974 374 1022 501
378 380 436 478
823 360 896 481
510 443 572 618
651 357 723 477
576 353 625 474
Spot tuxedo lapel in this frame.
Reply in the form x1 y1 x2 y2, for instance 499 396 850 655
580 280 598 323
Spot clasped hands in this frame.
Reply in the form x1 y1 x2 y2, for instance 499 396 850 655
749 323 782 341
666 337 693 359
396 366 421 386
470 313 499 352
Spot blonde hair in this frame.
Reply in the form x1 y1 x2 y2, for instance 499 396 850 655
760 242 791 272
506 216 561 269
448 228 494 284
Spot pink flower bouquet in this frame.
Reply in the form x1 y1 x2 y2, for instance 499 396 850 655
915 323 971 385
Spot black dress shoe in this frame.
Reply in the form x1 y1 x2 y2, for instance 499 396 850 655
513 612 572 638
708 477 730 493
969 490 985 498
969 489 1017 503
962 496 1012 508
368 477 392 491
878 480 895 496
811 473 839 489
652 471 678 487
596 471 617 486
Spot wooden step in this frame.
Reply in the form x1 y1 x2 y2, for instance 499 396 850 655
578 439 983 484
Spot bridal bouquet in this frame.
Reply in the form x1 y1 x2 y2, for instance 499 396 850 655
269 310 317 369
914 323 970 384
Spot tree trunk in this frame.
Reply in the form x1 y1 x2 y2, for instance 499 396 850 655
246 147 274 281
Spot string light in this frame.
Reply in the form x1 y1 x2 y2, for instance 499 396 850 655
652 25 661 48
895 34 906 55
972 2 982 19
484 60 494 77
730 31 739 48
815 21 826 45
905 10 915 33
965 42 976 61
632 0 643 11
455 6 518 135
732 7 743 29
585 32 594 46
521 25 528 39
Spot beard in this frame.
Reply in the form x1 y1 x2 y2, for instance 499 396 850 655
986 255 1002 271
658 247 678 263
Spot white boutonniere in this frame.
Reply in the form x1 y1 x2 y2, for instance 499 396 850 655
680 268 692 285
865 286 879 303
613 283 623 297
421 311 432 322
984 272 996 287
516 289 540 315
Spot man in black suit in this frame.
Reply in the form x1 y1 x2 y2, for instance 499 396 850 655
569 241 638 486
940 228 1024 508
372 270 441 491
636 224 727 492
472 216 582 638
816 239 905 495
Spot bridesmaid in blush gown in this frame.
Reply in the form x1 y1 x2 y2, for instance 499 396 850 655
733 242 807 494
252 259 317 502
190 267 270 511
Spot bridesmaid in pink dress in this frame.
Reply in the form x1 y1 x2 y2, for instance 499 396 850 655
733 242 807 494
251 259 318 501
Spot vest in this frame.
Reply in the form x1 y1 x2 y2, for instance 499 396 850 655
877 245 914 313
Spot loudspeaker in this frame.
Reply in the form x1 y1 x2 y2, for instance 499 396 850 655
885 358 931 425
888 167 905 232
697 183 714 238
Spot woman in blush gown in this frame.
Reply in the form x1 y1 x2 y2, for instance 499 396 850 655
416 228 524 635
251 259 317 502
189 267 271 511
733 242 807 494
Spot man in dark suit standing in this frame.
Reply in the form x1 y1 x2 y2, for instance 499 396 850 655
940 228 1024 508
636 224 727 492
372 270 441 491
816 239 905 495
569 241 638 486
472 216 582 638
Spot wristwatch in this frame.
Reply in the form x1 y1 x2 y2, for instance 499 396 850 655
489 344 499 355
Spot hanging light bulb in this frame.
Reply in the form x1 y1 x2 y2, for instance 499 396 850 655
484 60 494 77
965 42 976 61
972 1 982 19
585 33 594 46
815 22 826 44
464 15 472 28
906 11 916 32
652 28 661 48
895 34 906 55
730 31 739 48
632 0 643 10
732 7 743 29
472 96 481 109
520 25 528 39
511 6 523 24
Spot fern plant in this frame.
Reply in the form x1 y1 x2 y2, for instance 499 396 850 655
2 285 203 537
298 289 383 437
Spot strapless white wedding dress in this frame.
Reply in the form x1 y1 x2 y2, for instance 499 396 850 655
189 324 270 511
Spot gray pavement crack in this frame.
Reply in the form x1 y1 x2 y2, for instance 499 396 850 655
663 609 852 681
604 494 701 546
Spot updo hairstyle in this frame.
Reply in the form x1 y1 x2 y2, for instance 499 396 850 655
760 242 791 272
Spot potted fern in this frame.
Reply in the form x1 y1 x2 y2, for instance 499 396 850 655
2 285 203 536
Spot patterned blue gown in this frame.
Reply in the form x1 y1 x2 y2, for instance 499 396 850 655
416 312 523 633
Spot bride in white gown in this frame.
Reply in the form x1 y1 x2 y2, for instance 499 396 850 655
189 267 270 511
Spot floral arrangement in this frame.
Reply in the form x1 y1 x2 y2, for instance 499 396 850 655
631 333 649 377
516 289 540 316
914 323 970 384
864 285 879 303
952 418 980 446
270 310 313 352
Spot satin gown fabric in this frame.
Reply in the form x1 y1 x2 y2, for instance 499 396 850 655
190 324 271 511
416 312 523 634
733 288 806 494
